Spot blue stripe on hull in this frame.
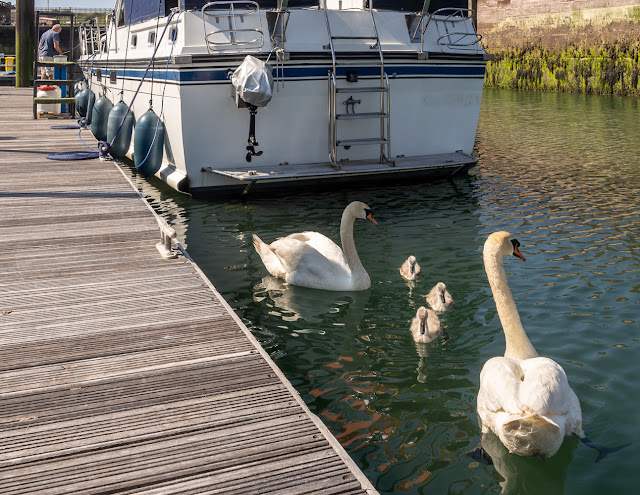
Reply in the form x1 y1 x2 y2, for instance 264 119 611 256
90 64 485 83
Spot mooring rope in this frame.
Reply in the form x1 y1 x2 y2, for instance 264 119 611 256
134 9 183 171
103 8 178 165
50 9 180 163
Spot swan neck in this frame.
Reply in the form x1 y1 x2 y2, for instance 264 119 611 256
340 209 366 277
484 250 538 360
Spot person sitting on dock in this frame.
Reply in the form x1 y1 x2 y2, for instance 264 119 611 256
38 24 63 80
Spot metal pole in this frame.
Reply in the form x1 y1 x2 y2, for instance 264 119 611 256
469 0 478 30
15 0 35 87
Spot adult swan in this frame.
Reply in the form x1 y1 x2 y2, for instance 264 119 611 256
477 231 628 460
252 201 377 291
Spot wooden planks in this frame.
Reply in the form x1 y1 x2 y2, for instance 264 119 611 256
0 88 376 494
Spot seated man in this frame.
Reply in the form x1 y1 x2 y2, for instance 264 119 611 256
39 24 63 80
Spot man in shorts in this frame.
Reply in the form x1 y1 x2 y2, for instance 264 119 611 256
38 24 63 79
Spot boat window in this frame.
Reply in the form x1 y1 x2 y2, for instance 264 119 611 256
131 34 137 47
169 27 178 43
371 1 468 13
183 1 319 10
148 31 156 46
124 0 167 24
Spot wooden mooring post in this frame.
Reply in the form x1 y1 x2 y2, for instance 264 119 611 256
15 0 35 88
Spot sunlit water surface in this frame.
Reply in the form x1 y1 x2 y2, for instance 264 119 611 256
125 89 639 494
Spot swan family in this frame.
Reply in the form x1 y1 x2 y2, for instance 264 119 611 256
253 204 623 462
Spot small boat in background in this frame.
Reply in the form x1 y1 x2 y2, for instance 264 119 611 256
78 0 491 197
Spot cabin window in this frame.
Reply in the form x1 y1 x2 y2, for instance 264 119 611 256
131 34 137 48
183 1 318 9
148 31 156 46
169 27 177 43
372 1 468 12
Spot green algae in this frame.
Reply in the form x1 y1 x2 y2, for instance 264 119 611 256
481 5 640 96
485 41 640 96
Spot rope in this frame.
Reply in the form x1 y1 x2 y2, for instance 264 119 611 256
134 9 183 171
75 52 99 152
120 5 133 101
102 9 177 160
102 11 116 96
149 0 164 108
47 21 101 159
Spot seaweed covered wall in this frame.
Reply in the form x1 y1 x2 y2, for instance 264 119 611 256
478 1 640 95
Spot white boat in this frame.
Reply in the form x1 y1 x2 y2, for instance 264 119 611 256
78 0 491 197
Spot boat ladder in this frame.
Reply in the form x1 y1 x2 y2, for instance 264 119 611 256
324 4 390 169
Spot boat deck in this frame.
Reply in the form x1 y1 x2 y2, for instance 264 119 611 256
209 152 477 183
0 87 376 494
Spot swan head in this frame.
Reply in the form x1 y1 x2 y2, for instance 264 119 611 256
416 306 429 335
408 255 417 273
411 306 441 343
435 282 447 303
347 201 378 225
485 231 526 261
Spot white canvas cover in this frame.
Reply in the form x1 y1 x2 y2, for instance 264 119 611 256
231 55 274 107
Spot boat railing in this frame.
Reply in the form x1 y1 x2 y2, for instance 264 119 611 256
269 0 290 51
202 1 265 51
78 18 106 57
412 7 482 54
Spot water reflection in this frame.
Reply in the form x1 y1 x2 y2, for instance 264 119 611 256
253 275 370 324
481 431 578 495
414 342 431 384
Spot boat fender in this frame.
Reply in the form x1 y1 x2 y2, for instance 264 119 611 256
74 79 87 96
75 88 96 123
134 109 164 176
85 90 96 125
75 88 89 117
106 101 134 159
91 95 114 142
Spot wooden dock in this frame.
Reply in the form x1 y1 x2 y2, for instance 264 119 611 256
0 88 376 494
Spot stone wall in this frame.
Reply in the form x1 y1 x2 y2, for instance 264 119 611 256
479 3 640 95
477 0 640 30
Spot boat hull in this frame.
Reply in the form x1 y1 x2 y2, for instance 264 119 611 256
79 7 487 197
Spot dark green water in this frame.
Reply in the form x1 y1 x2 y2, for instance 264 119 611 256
127 89 639 494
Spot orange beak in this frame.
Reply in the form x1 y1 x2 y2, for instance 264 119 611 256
513 244 526 261
366 212 378 226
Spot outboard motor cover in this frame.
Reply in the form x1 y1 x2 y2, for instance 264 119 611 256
231 55 274 107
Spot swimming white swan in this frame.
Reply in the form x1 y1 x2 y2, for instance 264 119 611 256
252 201 377 291
399 255 421 281
426 282 454 312
410 306 442 343
477 231 583 458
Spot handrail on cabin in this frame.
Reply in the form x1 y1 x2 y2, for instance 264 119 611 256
202 1 265 51
411 7 480 53
202 1 260 17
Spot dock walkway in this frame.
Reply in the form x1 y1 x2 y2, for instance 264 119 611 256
0 87 376 494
